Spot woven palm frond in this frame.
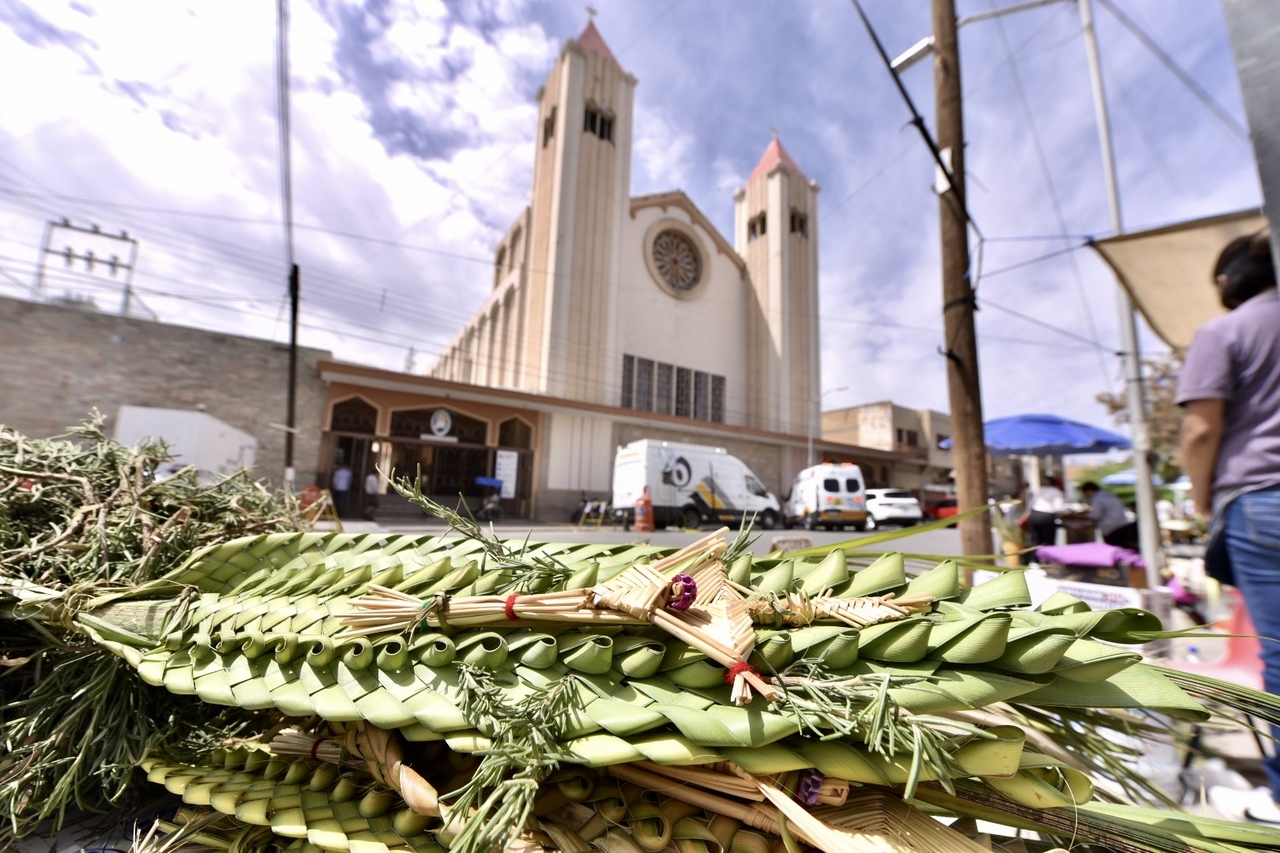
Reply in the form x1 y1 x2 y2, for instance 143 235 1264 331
11 516 1280 852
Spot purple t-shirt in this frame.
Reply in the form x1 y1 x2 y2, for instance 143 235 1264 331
1176 288 1280 494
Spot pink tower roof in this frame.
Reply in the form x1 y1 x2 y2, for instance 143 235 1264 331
576 20 618 64
749 137 806 182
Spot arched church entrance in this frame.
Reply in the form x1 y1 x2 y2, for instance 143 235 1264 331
387 407 495 515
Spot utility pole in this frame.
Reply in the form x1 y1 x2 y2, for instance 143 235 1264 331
933 0 992 558
277 0 299 491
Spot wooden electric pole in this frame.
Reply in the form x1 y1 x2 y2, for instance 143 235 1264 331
933 0 993 558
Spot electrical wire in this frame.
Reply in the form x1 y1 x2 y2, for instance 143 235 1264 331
977 296 1114 352
989 0 1110 386
1095 0 1249 143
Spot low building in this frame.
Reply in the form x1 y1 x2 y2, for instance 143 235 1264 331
0 295 330 487
822 401 1022 505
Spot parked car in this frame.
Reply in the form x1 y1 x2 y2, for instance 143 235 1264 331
925 497 959 525
863 488 923 530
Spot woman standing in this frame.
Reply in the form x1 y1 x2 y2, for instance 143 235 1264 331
1177 229 1280 824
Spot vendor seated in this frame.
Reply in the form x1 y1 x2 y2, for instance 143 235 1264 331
1080 481 1139 551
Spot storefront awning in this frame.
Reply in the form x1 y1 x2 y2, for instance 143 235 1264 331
1089 209 1267 351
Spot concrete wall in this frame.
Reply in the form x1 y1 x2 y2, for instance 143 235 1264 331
0 296 330 486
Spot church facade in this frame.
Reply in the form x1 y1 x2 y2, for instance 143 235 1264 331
315 23 907 521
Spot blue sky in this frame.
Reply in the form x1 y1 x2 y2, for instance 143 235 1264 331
0 0 1262 431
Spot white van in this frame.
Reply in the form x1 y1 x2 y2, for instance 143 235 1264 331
611 439 781 530
784 462 868 531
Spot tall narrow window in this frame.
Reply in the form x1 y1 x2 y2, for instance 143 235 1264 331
620 354 634 409
508 228 521 272
790 210 808 237
655 363 673 415
747 213 767 242
542 106 556 147
636 358 654 412
598 115 613 142
710 375 725 423
584 107 598 135
675 368 692 417
693 371 709 420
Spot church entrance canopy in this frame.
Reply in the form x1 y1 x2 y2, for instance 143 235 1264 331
1088 208 1267 351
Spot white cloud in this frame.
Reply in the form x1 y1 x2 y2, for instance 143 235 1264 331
0 0 1262 431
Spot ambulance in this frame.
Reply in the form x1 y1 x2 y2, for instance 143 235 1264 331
783 462 868 530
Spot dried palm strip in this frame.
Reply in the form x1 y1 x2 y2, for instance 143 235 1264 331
756 777 990 853
608 763 786 838
629 760 764 801
338 723 442 818
269 728 347 765
611 763 916 851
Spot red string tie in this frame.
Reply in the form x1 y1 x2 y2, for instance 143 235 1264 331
310 738 322 760
504 594 519 621
724 661 758 684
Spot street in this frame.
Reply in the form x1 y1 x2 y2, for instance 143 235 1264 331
360 518 968 561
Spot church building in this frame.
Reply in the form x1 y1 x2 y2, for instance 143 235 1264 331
314 22 905 520
431 20 821 434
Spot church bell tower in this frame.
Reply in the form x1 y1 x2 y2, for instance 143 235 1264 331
519 21 636 402
735 137 821 435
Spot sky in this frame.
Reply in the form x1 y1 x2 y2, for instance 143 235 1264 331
0 0 1263 435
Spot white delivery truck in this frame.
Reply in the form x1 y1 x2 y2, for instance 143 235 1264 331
611 439 781 530
784 462 868 530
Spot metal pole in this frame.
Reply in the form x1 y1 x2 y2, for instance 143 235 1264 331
807 405 815 468
1078 0 1161 588
33 220 53 300
285 263 299 486
933 0 993 559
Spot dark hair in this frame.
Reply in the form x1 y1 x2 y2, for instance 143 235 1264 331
1214 228 1275 310
1080 481 1100 493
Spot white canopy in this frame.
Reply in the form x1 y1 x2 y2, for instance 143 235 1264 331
1089 209 1267 351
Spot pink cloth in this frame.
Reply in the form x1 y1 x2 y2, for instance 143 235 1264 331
1034 541 1146 570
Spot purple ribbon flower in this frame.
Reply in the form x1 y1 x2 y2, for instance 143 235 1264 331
667 573 697 610
794 769 823 806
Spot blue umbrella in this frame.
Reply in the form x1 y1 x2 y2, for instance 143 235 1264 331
941 413 1131 456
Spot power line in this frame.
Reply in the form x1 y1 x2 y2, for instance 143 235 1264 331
1095 0 1249 143
989 1 1109 386
977 296 1114 351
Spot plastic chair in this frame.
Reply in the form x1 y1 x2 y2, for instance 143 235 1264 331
1165 587 1267 770
1165 587 1263 691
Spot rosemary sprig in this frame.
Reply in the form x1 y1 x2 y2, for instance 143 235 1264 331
0 417 305 845
445 664 582 853
767 660 987 798
391 469 574 592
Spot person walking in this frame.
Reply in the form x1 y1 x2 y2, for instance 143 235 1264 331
1177 228 1280 824
363 470 381 520
330 463 353 518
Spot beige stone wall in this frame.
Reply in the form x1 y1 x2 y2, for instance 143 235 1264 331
0 296 330 486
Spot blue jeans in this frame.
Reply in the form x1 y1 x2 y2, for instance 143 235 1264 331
1223 486 1280 799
